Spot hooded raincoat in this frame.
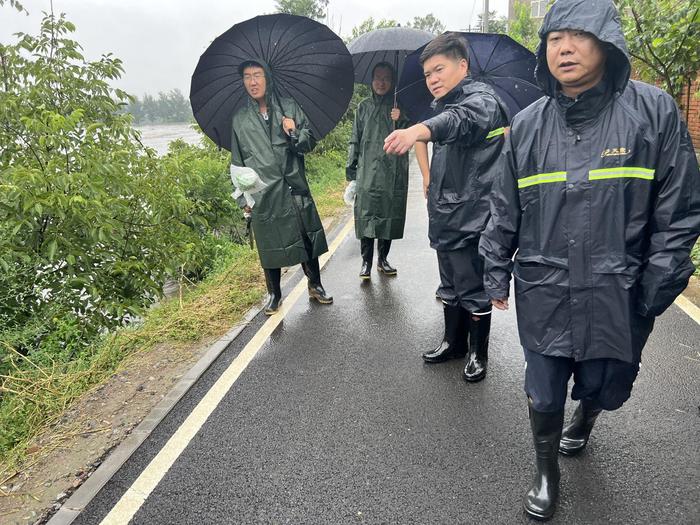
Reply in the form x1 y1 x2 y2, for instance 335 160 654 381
422 78 509 251
479 0 700 363
346 93 411 239
231 61 328 270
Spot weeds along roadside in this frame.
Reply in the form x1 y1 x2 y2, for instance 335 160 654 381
0 132 349 479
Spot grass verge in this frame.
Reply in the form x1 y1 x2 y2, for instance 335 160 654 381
0 157 348 480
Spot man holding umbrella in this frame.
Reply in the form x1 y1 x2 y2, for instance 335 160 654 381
479 0 700 519
190 14 354 317
384 32 509 383
232 59 333 315
346 61 411 279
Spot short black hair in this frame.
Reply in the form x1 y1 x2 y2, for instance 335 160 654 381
419 32 469 65
238 60 264 76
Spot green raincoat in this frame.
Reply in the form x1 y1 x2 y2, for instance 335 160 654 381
346 94 410 239
231 63 328 269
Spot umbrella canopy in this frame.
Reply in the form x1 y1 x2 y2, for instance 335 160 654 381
190 14 354 150
397 32 542 122
347 27 435 85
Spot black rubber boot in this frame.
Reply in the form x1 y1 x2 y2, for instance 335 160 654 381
422 304 468 363
559 401 603 456
524 404 564 521
377 239 396 276
263 268 282 316
463 311 491 382
360 238 373 280
302 258 333 304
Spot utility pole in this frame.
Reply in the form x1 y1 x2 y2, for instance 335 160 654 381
483 0 490 32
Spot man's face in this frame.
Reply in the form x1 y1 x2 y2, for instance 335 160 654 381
546 30 606 96
242 65 266 101
372 67 393 96
422 54 468 100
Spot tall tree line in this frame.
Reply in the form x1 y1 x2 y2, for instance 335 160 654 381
127 89 192 125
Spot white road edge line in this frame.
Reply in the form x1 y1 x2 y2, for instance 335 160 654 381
99 216 354 525
675 294 700 326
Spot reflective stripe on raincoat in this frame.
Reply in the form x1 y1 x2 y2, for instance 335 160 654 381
422 78 509 251
479 0 700 362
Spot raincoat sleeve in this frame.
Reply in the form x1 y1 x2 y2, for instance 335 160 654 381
346 101 364 181
422 92 501 147
479 135 521 300
230 122 248 209
287 102 316 155
637 100 700 317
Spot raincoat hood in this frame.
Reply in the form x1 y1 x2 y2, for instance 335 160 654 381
535 0 631 97
370 62 396 104
238 58 277 106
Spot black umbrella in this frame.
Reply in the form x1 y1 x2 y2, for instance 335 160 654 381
348 27 435 86
397 32 543 122
190 14 354 151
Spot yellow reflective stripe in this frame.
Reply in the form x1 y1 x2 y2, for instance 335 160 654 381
589 167 655 181
486 127 506 139
518 171 567 189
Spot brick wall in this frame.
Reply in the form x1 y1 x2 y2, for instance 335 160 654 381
679 74 700 147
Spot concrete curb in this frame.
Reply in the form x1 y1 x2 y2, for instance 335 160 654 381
47 210 352 525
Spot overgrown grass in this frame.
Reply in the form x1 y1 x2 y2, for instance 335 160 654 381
307 150 347 218
0 155 348 477
692 240 700 276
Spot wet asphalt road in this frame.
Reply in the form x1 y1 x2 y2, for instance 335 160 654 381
75 159 699 524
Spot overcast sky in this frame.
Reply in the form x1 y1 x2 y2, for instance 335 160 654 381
1 0 510 98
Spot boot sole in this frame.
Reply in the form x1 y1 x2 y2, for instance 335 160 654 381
524 505 555 521
359 275 371 280
264 301 283 316
309 293 333 304
462 370 487 382
558 443 586 456
377 268 397 276
422 353 468 363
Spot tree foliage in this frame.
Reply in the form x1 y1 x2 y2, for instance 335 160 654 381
0 11 215 351
507 0 541 52
614 0 700 104
0 0 27 14
406 14 446 35
274 0 329 21
478 10 508 34
349 17 400 41
127 89 192 124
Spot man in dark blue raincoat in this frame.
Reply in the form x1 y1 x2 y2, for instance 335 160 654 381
384 33 509 383
479 0 700 519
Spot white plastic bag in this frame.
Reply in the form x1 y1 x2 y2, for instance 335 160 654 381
230 165 268 208
343 180 357 206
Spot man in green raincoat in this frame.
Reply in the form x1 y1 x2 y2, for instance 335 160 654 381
346 62 410 279
231 60 333 315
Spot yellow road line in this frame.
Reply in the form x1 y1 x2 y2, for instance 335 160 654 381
675 294 700 326
100 216 354 525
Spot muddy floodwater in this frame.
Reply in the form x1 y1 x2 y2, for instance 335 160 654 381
135 123 202 155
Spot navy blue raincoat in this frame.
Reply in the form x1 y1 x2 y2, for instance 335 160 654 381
479 0 700 363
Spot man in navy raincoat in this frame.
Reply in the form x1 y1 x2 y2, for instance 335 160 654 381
480 0 700 519
385 33 509 383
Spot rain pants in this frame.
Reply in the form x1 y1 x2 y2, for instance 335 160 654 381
422 77 509 310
